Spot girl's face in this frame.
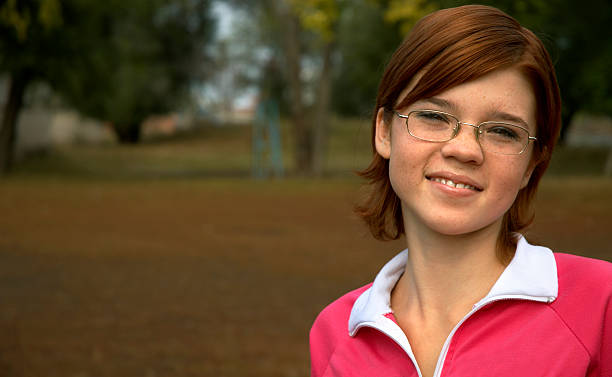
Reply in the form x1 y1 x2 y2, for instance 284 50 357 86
375 67 537 238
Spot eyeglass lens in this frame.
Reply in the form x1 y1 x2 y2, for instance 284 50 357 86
406 110 530 155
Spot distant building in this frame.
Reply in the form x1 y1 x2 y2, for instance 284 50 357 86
565 113 612 176
566 113 612 147
0 77 116 159
18 108 115 156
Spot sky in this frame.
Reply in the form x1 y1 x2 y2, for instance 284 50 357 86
197 1 257 113
213 1 235 39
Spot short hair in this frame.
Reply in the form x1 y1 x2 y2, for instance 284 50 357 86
355 5 562 263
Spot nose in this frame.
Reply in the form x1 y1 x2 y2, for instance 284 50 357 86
439 122 485 164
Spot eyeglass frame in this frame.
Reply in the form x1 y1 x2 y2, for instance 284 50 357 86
392 109 537 155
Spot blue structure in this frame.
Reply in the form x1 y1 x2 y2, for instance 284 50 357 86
252 98 284 178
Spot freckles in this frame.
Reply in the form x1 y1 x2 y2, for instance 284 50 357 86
388 152 421 198
489 161 529 205
392 149 422 180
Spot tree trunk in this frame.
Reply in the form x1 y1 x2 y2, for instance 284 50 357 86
559 104 576 145
312 41 334 176
274 0 313 175
114 122 142 144
604 147 612 177
0 73 29 175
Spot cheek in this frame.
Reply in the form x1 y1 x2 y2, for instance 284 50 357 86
388 158 414 200
490 159 532 206
387 142 429 199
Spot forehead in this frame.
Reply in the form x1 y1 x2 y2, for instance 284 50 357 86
401 67 537 131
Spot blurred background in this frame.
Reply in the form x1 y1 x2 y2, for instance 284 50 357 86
0 0 610 376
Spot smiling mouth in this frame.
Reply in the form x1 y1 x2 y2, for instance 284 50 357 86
427 177 482 192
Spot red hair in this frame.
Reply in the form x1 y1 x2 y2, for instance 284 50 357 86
355 5 562 263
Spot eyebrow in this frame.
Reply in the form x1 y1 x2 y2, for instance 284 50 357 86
419 97 530 128
487 111 530 128
420 97 457 112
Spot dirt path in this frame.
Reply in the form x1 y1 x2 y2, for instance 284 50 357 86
0 178 609 376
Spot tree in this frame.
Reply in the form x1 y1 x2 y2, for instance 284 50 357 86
332 0 403 116
0 0 215 174
264 0 342 175
0 0 66 173
226 0 342 175
289 0 341 174
59 0 216 144
540 0 612 140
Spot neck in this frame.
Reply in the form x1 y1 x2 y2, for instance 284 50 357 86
392 216 507 324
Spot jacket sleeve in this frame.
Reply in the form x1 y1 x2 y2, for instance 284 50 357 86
309 309 336 377
602 293 612 377
552 254 612 376
309 286 369 377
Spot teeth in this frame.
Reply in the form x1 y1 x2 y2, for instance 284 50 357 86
430 177 477 191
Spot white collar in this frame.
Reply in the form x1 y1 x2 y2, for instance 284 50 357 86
348 236 558 337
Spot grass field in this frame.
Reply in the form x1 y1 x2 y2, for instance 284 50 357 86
1 120 611 376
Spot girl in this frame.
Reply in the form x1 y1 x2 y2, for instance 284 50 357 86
310 5 612 377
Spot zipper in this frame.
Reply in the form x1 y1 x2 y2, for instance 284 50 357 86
354 294 555 377
431 295 555 377
354 320 425 377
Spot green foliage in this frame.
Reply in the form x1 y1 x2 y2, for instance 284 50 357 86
547 0 612 119
38 0 63 30
289 0 340 43
61 0 216 142
0 0 216 143
332 0 402 116
1 0 32 41
382 0 437 35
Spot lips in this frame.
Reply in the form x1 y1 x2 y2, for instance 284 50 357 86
426 173 484 192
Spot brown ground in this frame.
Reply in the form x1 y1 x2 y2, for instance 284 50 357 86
0 177 610 377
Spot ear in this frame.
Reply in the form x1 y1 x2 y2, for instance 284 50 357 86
374 108 392 159
520 159 537 189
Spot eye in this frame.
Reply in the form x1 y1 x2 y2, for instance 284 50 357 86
414 111 451 124
483 124 522 141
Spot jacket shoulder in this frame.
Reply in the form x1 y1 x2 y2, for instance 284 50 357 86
309 283 372 376
554 252 612 290
553 252 612 307
310 283 372 338
551 252 612 372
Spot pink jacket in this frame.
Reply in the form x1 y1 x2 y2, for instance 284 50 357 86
310 237 612 377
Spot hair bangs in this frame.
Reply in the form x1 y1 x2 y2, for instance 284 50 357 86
396 29 527 111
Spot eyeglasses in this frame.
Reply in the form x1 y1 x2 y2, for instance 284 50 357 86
393 109 537 155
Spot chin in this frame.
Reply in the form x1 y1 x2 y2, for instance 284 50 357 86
423 217 502 237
